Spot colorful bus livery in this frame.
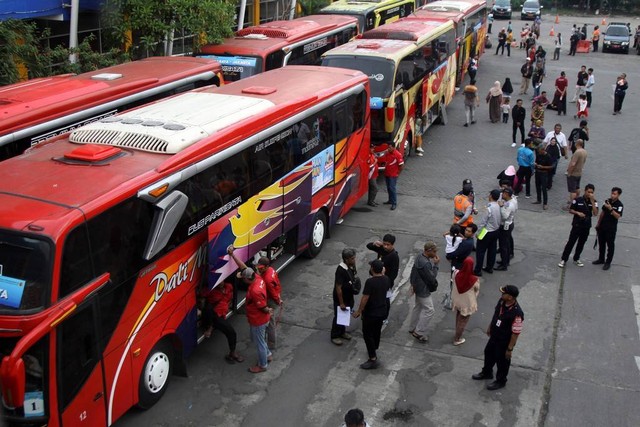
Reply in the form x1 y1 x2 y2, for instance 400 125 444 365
0 66 369 427
0 56 223 161
197 15 358 83
320 0 415 33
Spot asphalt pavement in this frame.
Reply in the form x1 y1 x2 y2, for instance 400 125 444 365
115 14 640 427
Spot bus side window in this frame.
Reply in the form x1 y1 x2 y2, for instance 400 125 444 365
266 51 285 71
60 224 93 299
349 91 365 132
334 101 350 142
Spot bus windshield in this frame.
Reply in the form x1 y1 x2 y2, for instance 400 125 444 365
199 54 262 82
0 232 52 312
321 56 395 99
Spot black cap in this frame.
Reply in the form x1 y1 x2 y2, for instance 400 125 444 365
502 187 514 196
500 285 520 298
369 259 384 273
490 189 501 200
462 179 473 187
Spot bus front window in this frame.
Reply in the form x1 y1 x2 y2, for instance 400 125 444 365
197 54 263 82
0 233 52 313
321 56 395 99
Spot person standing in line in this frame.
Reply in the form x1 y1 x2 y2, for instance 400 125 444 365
532 145 553 210
472 285 524 390
613 73 628 115
330 248 359 346
200 280 245 363
511 99 526 147
227 247 273 373
473 189 502 276
531 99 545 127
519 58 533 95
496 187 517 270
408 242 439 343
565 140 588 208
344 408 370 427
558 184 598 268
553 71 568 115
353 260 391 370
366 146 378 207
502 77 513 99
367 234 399 320
569 29 580 56
591 25 601 52
545 136 561 190
571 65 588 103
553 33 562 60
381 144 404 210
568 120 589 153
543 123 568 161
531 64 544 99
487 81 503 123
585 68 595 108
463 79 480 127
495 28 507 55
256 257 282 350
451 257 480 346
514 138 534 197
505 30 513 56
593 187 623 270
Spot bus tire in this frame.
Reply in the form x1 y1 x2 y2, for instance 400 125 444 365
402 134 412 159
305 210 327 258
137 339 173 410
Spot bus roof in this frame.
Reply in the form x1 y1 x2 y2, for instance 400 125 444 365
0 57 221 140
199 14 358 56
321 0 411 14
361 18 454 41
322 38 420 60
0 66 367 233
421 0 486 13
407 8 466 23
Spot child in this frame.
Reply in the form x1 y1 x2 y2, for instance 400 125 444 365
575 94 588 119
444 224 463 260
501 97 511 123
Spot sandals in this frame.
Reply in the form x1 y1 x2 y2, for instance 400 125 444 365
411 331 428 343
224 353 245 363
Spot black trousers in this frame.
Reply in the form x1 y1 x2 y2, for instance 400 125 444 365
535 172 549 204
516 166 532 196
498 224 514 266
561 226 590 262
331 303 347 339
512 122 525 144
362 315 385 359
482 337 511 384
202 302 237 352
614 93 626 113
586 91 592 107
597 227 617 264
475 230 499 272
592 40 599 52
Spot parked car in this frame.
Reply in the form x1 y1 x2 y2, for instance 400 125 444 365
520 0 542 20
603 22 631 54
492 0 512 19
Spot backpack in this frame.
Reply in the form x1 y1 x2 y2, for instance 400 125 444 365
568 128 581 151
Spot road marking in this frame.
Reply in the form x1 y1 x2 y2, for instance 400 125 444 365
382 255 414 333
631 285 640 373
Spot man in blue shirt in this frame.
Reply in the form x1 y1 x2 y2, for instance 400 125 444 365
515 138 535 198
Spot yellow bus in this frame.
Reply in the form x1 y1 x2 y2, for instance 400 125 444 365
319 0 416 33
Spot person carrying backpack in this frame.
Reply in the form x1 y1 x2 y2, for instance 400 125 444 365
568 120 589 153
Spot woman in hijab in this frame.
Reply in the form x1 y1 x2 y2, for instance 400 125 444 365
452 257 480 346
501 77 513 98
486 81 503 123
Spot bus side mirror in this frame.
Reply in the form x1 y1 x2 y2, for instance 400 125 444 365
0 356 25 409
143 190 189 260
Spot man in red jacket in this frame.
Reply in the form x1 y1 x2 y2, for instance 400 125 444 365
381 144 404 211
200 281 244 363
256 257 282 350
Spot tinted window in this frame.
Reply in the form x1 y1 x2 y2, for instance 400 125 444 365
287 29 356 67
322 56 395 99
607 26 629 37
60 225 92 299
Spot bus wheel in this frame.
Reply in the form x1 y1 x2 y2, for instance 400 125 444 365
305 210 327 258
137 339 173 409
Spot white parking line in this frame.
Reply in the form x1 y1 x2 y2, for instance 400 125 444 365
631 285 640 372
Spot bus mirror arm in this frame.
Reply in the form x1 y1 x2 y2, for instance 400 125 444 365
0 273 110 409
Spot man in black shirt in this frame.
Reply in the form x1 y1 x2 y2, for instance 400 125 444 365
472 285 524 390
568 120 589 153
367 234 399 319
331 248 359 346
572 65 588 102
449 224 478 269
512 99 526 146
558 184 598 268
353 260 391 370
532 145 554 209
593 187 624 270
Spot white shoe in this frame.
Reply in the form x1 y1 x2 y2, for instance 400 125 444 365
416 147 424 153
416 152 423 157
574 260 584 267
511 143 516 147
558 260 565 268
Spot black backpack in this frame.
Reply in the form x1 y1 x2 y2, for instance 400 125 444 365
568 128 581 151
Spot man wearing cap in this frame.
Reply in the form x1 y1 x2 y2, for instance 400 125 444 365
474 189 502 276
353 260 392 369
472 285 524 390
331 248 359 346
255 257 283 350
408 241 439 343
496 187 518 270
227 246 273 373
453 179 475 227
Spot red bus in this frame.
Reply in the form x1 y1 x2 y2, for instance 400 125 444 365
196 15 358 83
410 0 488 87
0 65 369 426
0 57 224 161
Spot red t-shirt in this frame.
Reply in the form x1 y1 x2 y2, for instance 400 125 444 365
261 266 282 305
368 152 379 179
382 149 404 178
555 77 568 94
200 282 233 318
246 276 270 326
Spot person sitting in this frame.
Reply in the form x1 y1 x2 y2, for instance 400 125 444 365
533 91 550 108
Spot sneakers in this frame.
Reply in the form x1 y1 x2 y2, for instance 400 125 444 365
416 147 424 153
558 260 565 268
331 338 343 346
341 333 352 341
453 338 466 346
592 259 604 265
360 359 379 370
511 142 516 147
574 260 584 267
416 152 423 157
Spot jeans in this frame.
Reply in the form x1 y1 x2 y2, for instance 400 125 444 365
385 176 398 206
408 295 434 336
561 226 590 262
597 227 617 264
362 315 385 359
250 322 270 368
516 166 532 196
553 47 560 60
535 171 549 204
475 229 499 272
465 104 476 125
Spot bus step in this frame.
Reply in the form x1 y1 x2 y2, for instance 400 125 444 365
272 253 296 273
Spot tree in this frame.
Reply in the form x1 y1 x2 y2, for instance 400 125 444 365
102 0 236 57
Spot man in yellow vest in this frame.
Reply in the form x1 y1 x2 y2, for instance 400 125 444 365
453 179 475 226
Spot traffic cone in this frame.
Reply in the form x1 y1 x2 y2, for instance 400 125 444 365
555 14 560 24
549 27 555 37
601 17 607 25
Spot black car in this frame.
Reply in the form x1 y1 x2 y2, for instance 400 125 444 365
520 0 542 20
603 23 631 54
492 0 512 19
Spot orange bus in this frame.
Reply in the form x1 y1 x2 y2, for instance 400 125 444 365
0 57 223 161
0 66 369 426
196 15 358 83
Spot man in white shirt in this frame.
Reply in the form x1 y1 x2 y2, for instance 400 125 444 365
474 189 502 276
585 68 595 108
496 188 518 271
543 123 568 160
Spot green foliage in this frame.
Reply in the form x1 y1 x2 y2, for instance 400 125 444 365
0 20 50 85
49 35 129 75
102 0 236 55
299 0 333 16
